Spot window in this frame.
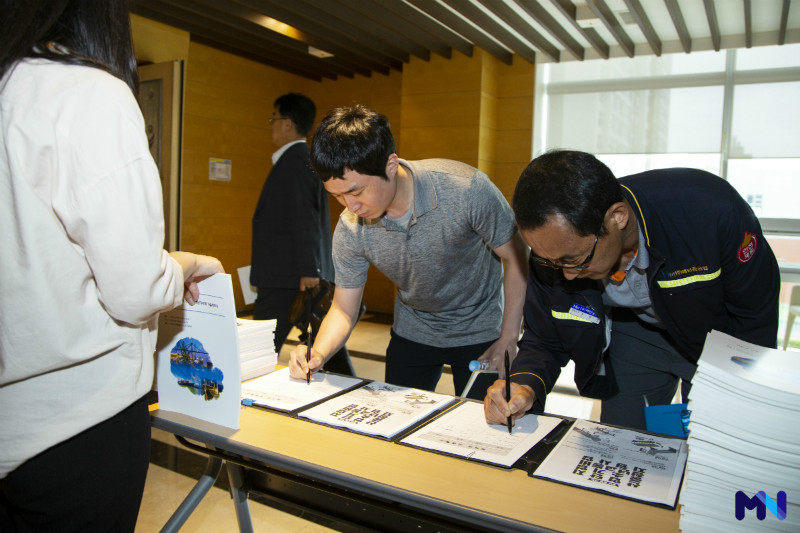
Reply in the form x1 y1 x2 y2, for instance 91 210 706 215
534 44 800 233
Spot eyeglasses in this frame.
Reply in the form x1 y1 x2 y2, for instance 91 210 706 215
269 116 290 124
531 225 603 271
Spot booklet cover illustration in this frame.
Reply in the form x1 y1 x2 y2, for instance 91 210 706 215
167 337 225 400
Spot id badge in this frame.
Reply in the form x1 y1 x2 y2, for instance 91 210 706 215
569 303 600 324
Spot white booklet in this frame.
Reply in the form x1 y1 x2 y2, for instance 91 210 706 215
298 382 456 439
533 419 688 507
156 273 242 429
241 367 364 412
400 400 563 467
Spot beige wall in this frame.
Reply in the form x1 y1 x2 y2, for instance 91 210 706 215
131 15 535 313
400 49 534 202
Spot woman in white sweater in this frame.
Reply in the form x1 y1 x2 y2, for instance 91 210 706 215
0 1 223 530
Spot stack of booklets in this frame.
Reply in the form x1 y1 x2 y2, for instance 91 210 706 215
237 317 277 381
678 330 800 532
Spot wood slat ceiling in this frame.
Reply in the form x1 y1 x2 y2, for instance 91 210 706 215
131 0 800 81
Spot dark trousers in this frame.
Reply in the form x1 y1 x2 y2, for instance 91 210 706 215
385 330 495 394
601 311 697 430
0 395 151 533
255 287 355 376
254 287 297 353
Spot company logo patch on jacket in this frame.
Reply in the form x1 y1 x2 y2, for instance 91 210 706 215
737 232 757 263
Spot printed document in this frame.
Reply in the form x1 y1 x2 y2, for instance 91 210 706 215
241 367 363 412
400 401 563 467
534 419 687 507
298 382 456 438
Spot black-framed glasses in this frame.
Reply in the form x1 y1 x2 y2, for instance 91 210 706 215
268 116 289 124
532 225 603 271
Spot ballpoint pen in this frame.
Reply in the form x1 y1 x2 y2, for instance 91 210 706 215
306 322 311 384
306 290 312 385
504 349 512 434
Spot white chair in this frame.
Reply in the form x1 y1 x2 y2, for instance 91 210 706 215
783 285 800 350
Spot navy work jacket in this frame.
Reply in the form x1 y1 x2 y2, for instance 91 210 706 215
512 168 780 413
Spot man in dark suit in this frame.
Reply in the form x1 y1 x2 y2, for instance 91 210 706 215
250 93 337 357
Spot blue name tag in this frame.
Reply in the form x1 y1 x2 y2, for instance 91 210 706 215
569 303 600 323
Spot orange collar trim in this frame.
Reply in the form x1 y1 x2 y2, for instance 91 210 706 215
610 270 628 282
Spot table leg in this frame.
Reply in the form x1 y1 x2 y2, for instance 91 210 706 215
160 456 223 533
226 462 254 532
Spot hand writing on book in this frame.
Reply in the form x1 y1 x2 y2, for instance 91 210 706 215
289 344 325 380
484 381 535 426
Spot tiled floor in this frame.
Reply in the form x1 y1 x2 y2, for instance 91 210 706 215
135 313 599 532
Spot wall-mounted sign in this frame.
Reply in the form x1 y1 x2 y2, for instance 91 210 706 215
209 158 231 182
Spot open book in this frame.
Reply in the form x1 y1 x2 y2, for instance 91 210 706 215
400 400 564 467
241 367 364 412
298 381 457 439
533 418 687 508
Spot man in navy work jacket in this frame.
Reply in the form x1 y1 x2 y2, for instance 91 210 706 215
485 149 779 430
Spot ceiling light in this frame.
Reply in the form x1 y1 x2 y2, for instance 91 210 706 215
308 46 334 58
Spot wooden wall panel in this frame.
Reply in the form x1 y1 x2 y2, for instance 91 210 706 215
179 42 316 309
131 14 189 63
399 49 535 200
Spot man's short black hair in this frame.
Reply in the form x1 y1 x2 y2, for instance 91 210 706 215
274 93 316 137
513 150 623 236
310 104 395 182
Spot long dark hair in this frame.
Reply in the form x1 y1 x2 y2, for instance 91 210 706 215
0 0 139 94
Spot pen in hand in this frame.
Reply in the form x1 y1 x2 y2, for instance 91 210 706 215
306 290 312 385
505 349 512 434
306 322 311 384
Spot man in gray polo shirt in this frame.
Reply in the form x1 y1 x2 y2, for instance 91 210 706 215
288 105 529 395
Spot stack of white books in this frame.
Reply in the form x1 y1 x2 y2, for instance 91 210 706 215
678 330 799 532
237 317 277 382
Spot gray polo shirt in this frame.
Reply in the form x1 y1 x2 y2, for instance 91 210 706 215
602 224 664 327
332 158 517 347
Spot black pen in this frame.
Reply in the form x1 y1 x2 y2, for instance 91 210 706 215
306 322 311 384
504 349 512 434
306 290 312 385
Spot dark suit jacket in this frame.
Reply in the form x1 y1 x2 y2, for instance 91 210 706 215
250 142 333 289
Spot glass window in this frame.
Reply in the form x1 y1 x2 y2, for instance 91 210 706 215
597 154 720 178
730 81 800 158
727 158 800 219
537 44 799 232
547 86 723 154
735 43 800 70
548 50 725 83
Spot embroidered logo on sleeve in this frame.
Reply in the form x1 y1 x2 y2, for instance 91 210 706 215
737 232 757 263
